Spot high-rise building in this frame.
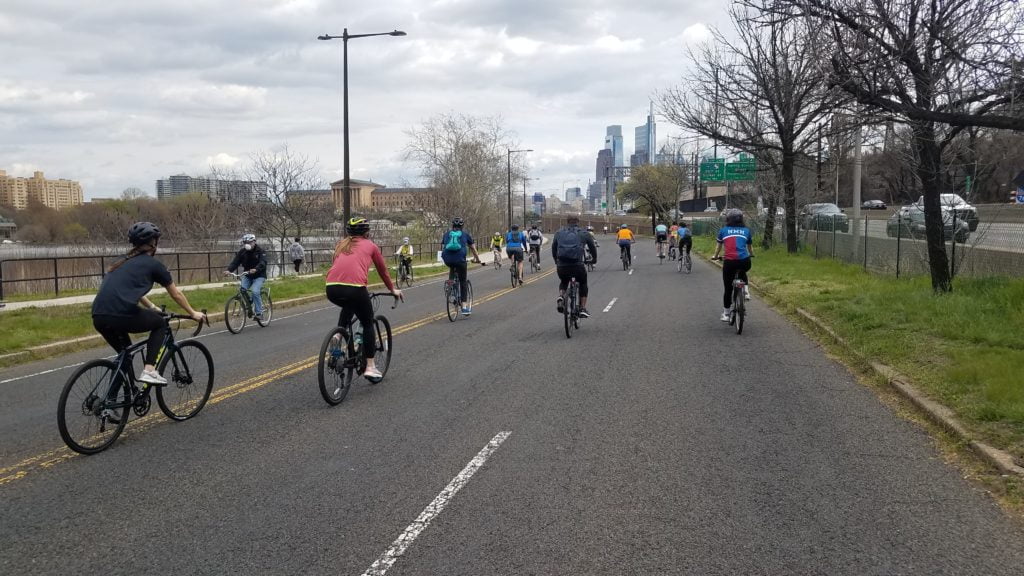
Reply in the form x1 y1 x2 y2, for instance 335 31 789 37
156 174 267 203
605 126 624 172
0 170 83 210
564 187 581 203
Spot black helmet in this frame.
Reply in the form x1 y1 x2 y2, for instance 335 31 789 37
346 216 370 236
451 217 464 228
725 208 744 226
128 221 160 246
511 223 519 230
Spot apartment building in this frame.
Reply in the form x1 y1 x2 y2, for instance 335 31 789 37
0 170 84 210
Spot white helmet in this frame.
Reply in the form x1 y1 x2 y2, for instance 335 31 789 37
241 233 256 243
402 237 410 244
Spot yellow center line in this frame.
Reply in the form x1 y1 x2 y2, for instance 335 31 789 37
0 270 555 487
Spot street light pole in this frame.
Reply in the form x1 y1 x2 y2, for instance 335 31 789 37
318 28 406 232
507 148 532 230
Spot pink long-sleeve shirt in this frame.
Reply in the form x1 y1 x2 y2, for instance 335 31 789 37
325 239 395 291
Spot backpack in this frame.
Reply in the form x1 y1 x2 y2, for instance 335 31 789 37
528 229 542 242
555 227 584 263
444 230 464 252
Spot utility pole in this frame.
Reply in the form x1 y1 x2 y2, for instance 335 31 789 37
851 123 863 259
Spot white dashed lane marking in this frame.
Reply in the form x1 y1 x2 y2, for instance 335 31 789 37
603 298 618 313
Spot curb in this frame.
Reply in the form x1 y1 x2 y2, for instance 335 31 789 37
794 307 1024 478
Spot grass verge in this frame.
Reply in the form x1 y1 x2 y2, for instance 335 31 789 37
691 235 1024 463
0 264 450 365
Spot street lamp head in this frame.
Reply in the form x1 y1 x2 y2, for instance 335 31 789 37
390 30 407 36
317 35 331 40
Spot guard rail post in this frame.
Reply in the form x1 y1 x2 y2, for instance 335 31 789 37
0 260 5 301
863 215 868 271
53 258 59 297
207 253 212 282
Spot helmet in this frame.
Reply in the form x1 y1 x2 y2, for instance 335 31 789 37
241 233 256 244
451 217 464 228
494 232 501 236
530 223 538 229
346 216 370 236
511 224 519 230
586 225 594 231
620 223 628 229
128 221 161 246
402 236 410 244
725 208 744 226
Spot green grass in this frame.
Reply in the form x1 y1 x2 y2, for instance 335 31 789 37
0 264 450 361
691 235 1024 460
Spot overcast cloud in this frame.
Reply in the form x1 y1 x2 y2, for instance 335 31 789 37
0 0 728 200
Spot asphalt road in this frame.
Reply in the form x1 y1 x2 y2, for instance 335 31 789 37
2 235 1023 575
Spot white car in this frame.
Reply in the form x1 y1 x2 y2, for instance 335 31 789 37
914 194 979 231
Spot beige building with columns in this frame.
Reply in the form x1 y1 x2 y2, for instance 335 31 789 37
0 170 84 210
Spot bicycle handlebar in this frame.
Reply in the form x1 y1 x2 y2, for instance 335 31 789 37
160 306 208 337
369 292 401 309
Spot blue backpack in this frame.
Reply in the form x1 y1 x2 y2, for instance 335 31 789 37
444 230 465 252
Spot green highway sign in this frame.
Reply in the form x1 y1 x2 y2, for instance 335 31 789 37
725 160 756 181
700 159 725 181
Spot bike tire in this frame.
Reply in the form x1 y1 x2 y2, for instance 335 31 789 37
445 282 458 322
256 288 273 327
685 254 692 273
156 340 214 421
318 327 355 405
369 316 392 384
677 254 683 273
563 284 575 338
224 295 246 334
57 359 128 455
735 294 745 335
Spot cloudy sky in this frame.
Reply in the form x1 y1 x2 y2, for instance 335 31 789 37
0 0 728 201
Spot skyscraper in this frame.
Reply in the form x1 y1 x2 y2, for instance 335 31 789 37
604 126 623 173
631 105 657 167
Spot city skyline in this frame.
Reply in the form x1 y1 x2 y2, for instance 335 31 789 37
0 1 726 201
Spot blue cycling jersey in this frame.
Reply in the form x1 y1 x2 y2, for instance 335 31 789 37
506 231 526 249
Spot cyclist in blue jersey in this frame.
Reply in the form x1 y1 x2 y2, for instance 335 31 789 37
654 222 669 258
505 223 528 281
712 209 753 322
677 221 692 257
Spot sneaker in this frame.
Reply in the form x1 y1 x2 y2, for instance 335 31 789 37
578 308 591 319
744 288 751 301
138 369 168 386
363 367 383 382
556 296 564 313
461 307 471 316
720 310 731 322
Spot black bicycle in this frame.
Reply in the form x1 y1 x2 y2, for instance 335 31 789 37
713 257 747 335
677 248 692 274
224 272 272 333
528 248 540 273
444 268 475 321
668 242 677 261
563 277 581 338
395 255 414 287
585 250 595 272
620 244 632 271
317 292 397 406
510 255 524 287
57 310 212 454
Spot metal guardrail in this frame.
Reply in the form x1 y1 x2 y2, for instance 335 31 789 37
0 242 442 300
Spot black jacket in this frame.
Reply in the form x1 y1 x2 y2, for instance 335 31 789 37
226 245 268 278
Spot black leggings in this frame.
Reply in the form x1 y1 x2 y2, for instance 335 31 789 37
557 264 589 298
722 258 752 308
678 236 692 254
93 311 166 366
447 262 469 303
325 285 377 359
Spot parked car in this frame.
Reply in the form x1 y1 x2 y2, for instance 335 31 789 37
862 199 887 210
799 203 849 232
703 206 719 213
914 194 979 231
886 205 970 243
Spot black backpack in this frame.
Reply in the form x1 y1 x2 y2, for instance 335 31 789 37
555 227 584 263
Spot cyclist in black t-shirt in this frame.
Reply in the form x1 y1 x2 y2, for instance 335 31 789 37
92 222 206 386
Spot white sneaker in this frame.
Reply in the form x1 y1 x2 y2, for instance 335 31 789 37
744 287 751 301
138 369 168 386
720 310 731 322
363 367 383 382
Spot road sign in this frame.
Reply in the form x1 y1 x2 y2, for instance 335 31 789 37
700 159 725 181
601 201 607 209
725 160 756 181
1017 186 1024 204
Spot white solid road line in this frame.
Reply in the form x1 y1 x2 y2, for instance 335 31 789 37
361 431 513 576
603 298 618 313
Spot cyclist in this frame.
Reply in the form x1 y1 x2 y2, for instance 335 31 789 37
326 217 403 381
441 217 482 315
223 233 268 320
669 222 680 259
655 222 669 258
583 225 598 267
489 232 503 266
527 223 544 269
92 222 205 387
505 223 528 282
677 221 693 259
616 224 635 265
552 214 598 318
394 237 414 279
712 209 754 322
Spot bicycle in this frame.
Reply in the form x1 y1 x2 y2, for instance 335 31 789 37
620 244 632 271
57 309 212 454
492 247 502 270
510 256 523 287
317 292 396 406
713 257 747 335
528 248 540 273
444 267 475 321
677 248 692 274
656 240 666 264
563 277 581 338
584 250 595 272
668 243 677 261
395 255 414 287
224 272 272 334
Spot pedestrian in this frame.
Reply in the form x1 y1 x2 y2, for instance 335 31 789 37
289 237 305 274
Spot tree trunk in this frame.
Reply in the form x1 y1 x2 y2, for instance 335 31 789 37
911 121 953 292
782 150 799 253
762 194 777 249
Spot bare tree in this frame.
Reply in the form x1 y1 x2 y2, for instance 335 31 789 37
660 4 842 251
404 113 515 239
616 163 688 230
763 0 1024 291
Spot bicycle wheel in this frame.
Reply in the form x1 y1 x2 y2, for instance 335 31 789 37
370 315 393 383
685 253 692 273
465 280 474 312
677 254 683 273
318 327 355 405
563 284 575 338
735 291 745 335
445 281 459 322
57 359 128 454
156 341 214 420
407 265 414 287
510 267 517 288
224 295 246 334
256 288 273 326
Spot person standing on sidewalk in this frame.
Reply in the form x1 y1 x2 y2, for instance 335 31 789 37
288 237 305 274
